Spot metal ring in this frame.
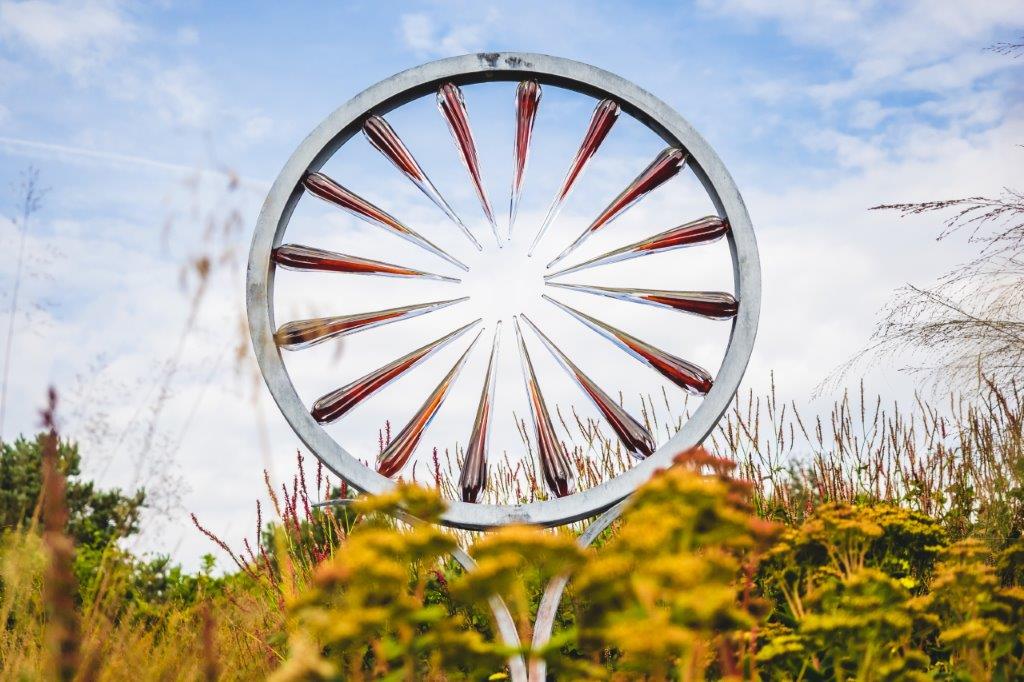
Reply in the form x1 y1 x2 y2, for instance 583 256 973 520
246 52 761 530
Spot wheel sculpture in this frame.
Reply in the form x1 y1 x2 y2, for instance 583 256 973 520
247 52 760 680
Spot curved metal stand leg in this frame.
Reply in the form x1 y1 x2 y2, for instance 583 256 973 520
382 509 528 681
451 545 529 682
528 501 627 681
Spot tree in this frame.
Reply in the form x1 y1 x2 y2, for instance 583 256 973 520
0 434 146 551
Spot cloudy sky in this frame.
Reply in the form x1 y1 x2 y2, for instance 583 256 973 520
0 1 1021 568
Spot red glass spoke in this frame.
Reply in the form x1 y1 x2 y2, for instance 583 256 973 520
460 323 501 502
545 215 728 279
547 147 688 268
362 115 481 250
544 295 713 396
303 171 468 271
377 330 482 478
546 283 737 320
274 297 468 351
519 315 654 459
272 244 460 283
509 80 541 238
436 82 500 244
529 99 620 256
310 320 481 424
514 317 575 498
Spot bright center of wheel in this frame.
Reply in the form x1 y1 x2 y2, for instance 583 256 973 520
461 234 548 330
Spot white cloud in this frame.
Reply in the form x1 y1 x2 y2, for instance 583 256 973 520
240 114 272 143
803 128 887 169
1 0 1021 570
175 25 198 46
398 11 494 57
399 13 435 53
149 64 210 128
848 100 893 129
702 0 1022 102
0 0 137 76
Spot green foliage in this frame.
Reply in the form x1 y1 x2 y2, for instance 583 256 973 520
915 539 1024 679
271 482 506 681
758 505 1024 681
6 415 1024 681
571 453 778 679
0 434 145 552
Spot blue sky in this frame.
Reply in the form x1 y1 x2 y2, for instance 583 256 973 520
0 1 1021 567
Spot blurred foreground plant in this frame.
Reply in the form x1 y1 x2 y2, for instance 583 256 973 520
271 483 506 681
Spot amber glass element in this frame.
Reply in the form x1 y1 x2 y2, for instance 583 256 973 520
459 323 501 502
303 171 468 271
529 99 620 256
272 244 460 283
436 82 500 244
509 81 541 237
310 320 481 424
546 282 737 320
513 317 575 498
377 330 482 478
544 296 713 396
547 147 688 268
519 314 654 459
362 115 481 250
545 215 728 279
274 297 468 351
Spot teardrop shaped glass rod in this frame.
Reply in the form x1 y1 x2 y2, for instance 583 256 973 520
545 283 737 320
514 316 575 498
543 295 713 396
509 80 541 239
378 329 482 478
303 171 468 271
528 99 620 256
545 215 728 279
436 82 500 246
362 115 481 251
460 322 502 503
272 244 461 283
519 314 654 459
311 319 481 424
275 297 468 351
547 147 687 269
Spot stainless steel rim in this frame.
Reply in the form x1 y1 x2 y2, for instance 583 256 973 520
246 52 761 529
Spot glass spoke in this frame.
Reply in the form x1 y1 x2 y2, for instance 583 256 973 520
509 80 541 239
303 171 468 271
514 317 575 498
275 297 468 351
377 329 483 478
272 244 461 283
519 314 654 459
545 215 728 279
362 115 481 250
528 99 619 256
459 322 502 503
545 282 737 320
436 82 500 245
544 295 713 396
310 319 481 424
547 147 687 269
